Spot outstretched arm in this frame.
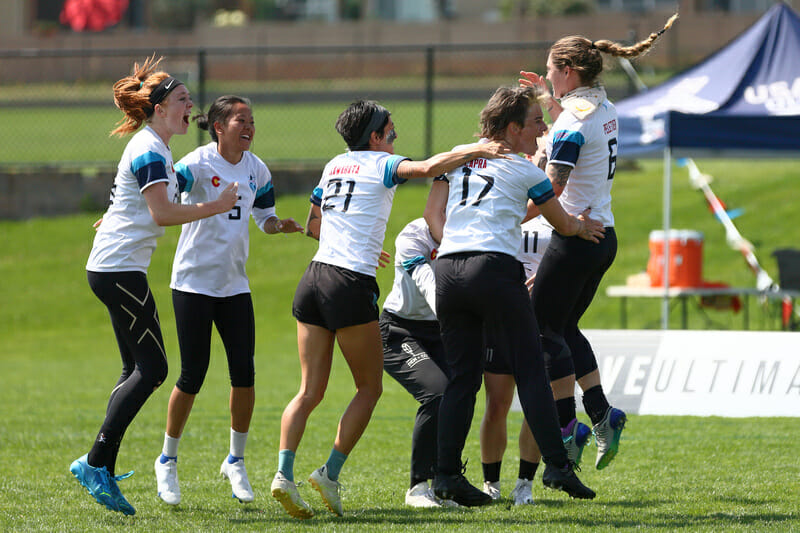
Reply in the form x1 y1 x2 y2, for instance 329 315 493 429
143 181 239 227
395 140 511 181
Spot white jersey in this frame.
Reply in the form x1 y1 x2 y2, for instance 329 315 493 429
87 126 179 273
546 95 617 227
382 218 439 321
438 140 555 258
311 150 408 276
170 143 276 297
518 216 552 279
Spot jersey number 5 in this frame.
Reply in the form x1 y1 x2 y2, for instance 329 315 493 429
458 167 495 207
322 178 356 213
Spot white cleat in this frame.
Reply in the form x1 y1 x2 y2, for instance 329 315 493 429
405 481 441 508
220 456 254 503
308 465 343 516
271 471 313 519
155 455 181 505
509 478 535 505
482 480 501 500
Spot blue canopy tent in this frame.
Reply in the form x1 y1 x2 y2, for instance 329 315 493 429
614 2 800 326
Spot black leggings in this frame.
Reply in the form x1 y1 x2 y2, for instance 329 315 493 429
380 311 449 485
86 271 169 474
172 290 255 395
435 252 568 473
532 228 617 381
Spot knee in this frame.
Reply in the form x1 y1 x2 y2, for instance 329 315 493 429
357 380 383 406
483 397 511 424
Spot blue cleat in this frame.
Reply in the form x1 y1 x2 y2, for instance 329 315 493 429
69 455 119 512
109 471 136 515
593 407 627 470
561 418 592 466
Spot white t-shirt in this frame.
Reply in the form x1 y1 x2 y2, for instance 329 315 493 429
518 216 553 279
311 150 408 276
170 143 276 297
547 98 618 227
87 126 179 273
382 218 439 321
438 140 555 258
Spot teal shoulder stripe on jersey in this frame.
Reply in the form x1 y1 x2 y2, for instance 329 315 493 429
310 186 323 206
383 155 409 188
401 255 426 273
254 182 275 209
131 151 167 175
175 162 194 193
528 180 555 205
552 129 586 146
256 181 274 197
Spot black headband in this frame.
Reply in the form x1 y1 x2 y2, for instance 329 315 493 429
148 76 183 106
354 107 390 149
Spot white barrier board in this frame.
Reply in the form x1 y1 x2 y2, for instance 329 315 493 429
512 330 800 417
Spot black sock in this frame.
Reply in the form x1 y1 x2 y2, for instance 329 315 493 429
582 385 611 425
555 397 577 428
482 461 502 483
518 460 539 481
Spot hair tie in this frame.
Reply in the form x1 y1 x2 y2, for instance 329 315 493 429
139 81 144 89
656 27 667 37
591 42 598 49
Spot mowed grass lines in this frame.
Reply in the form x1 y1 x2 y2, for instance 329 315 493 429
1 163 799 531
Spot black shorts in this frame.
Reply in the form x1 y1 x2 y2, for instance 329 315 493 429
292 261 380 331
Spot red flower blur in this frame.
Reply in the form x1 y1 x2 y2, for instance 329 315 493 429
60 0 129 32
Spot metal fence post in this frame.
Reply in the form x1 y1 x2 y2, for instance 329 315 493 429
424 46 434 159
197 49 207 147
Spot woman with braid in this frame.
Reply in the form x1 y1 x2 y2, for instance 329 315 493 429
520 14 677 469
70 56 237 515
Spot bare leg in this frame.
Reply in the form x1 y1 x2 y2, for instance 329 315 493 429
550 374 576 401
166 387 195 439
332 321 384 454
231 386 255 433
480 372 515 463
577 369 601 392
279 321 335 451
518 418 541 464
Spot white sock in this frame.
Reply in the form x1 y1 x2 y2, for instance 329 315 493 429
230 429 248 459
163 433 180 458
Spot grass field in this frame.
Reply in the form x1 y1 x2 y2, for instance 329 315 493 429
1 160 799 531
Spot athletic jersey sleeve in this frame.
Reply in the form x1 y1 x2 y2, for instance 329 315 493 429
252 162 277 231
175 161 194 194
528 179 555 205
378 154 410 188
549 128 586 168
131 151 169 191
309 186 323 206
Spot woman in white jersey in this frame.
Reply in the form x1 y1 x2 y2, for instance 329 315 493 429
432 86 603 507
153 95 303 507
270 99 508 519
520 15 676 470
71 57 238 516
426 177 553 506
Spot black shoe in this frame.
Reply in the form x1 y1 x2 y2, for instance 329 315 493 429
432 471 492 507
542 462 596 500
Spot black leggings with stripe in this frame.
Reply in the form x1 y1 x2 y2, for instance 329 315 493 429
86 270 169 475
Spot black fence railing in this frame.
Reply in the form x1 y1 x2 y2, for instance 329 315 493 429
0 42 641 167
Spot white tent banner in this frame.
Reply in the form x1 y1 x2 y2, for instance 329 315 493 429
512 329 800 417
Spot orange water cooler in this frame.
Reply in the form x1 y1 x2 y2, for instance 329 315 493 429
647 230 704 287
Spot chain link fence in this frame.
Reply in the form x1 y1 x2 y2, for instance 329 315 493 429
0 42 646 169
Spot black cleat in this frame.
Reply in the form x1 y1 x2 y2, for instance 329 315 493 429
542 462 596 500
432 469 493 507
